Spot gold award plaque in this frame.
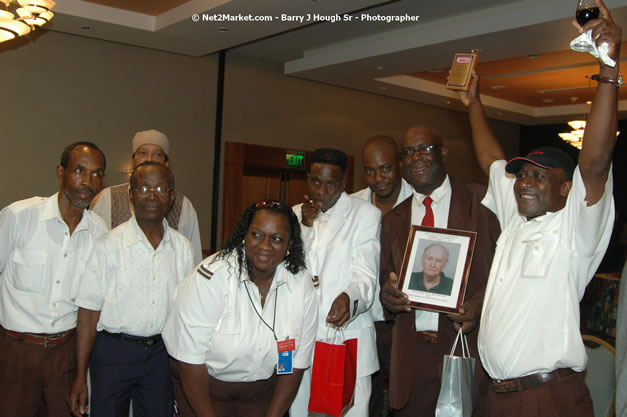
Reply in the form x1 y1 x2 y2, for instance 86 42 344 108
446 53 477 91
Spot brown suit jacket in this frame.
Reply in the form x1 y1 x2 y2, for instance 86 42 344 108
380 177 500 410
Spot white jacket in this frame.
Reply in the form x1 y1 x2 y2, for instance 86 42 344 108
293 192 381 377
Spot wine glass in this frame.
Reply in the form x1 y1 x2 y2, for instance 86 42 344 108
576 0 600 26
572 0 600 51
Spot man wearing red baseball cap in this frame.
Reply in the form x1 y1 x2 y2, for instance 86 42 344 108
455 0 620 414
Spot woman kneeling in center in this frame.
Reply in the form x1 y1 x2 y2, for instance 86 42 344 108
163 200 317 417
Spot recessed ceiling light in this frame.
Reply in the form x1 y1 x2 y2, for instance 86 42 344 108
527 54 538 59
217 27 229 32
490 85 505 90
430 68 442 73
542 98 555 103
374 66 384 71
379 86 387 91
445 100 451 105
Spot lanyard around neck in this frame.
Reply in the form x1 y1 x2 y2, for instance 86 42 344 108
244 280 278 341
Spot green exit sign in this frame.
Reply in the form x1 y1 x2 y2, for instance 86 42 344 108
286 152 305 169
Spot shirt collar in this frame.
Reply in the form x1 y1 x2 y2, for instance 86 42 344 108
43 192 91 232
412 175 451 205
123 215 170 249
236 255 293 293
41 193 60 221
520 209 557 223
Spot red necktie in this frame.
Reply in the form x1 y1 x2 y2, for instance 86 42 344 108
421 196 434 227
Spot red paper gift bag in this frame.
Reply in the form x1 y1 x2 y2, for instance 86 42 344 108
308 335 358 417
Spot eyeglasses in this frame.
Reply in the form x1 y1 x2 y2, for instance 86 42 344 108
400 144 442 158
255 199 288 210
132 185 172 197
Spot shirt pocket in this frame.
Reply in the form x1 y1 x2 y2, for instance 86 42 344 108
521 232 558 278
10 249 47 292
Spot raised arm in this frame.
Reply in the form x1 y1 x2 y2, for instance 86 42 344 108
455 71 506 175
575 0 621 204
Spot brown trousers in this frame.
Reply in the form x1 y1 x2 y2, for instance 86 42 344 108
172 362 277 417
370 320 393 416
486 371 593 417
0 329 76 417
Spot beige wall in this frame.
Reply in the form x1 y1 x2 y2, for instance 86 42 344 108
222 55 519 189
0 31 519 251
0 31 217 246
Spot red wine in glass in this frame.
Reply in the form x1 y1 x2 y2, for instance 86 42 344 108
576 6 600 25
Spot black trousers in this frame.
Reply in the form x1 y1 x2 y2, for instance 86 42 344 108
89 331 174 417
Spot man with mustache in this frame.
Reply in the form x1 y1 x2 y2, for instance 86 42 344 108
456 1 619 414
0 142 107 417
90 129 202 264
380 126 499 416
351 135 413 416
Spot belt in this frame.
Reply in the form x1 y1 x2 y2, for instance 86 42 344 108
492 368 576 393
416 331 439 344
101 330 162 347
0 326 75 348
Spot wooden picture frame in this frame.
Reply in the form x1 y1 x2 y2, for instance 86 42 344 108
398 225 477 314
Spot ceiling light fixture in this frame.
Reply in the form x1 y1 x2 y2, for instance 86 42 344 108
0 0 55 43
559 120 619 149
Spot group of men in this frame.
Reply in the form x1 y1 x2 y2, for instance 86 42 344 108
0 130 201 416
289 3 621 417
0 3 622 417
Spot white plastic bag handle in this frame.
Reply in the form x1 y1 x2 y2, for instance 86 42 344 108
449 327 471 358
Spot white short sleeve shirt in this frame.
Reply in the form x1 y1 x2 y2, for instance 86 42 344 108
76 216 195 337
163 253 318 382
0 194 107 333
478 160 614 379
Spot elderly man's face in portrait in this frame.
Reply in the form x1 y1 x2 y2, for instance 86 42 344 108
421 245 448 278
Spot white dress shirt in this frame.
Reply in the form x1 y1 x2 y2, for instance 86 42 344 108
478 160 614 380
163 253 318 382
352 178 414 322
90 184 202 264
0 193 107 333
76 216 195 337
410 176 452 332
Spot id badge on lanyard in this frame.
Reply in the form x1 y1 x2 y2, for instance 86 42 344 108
277 338 295 375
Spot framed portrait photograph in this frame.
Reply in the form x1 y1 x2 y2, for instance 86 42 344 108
398 226 477 314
